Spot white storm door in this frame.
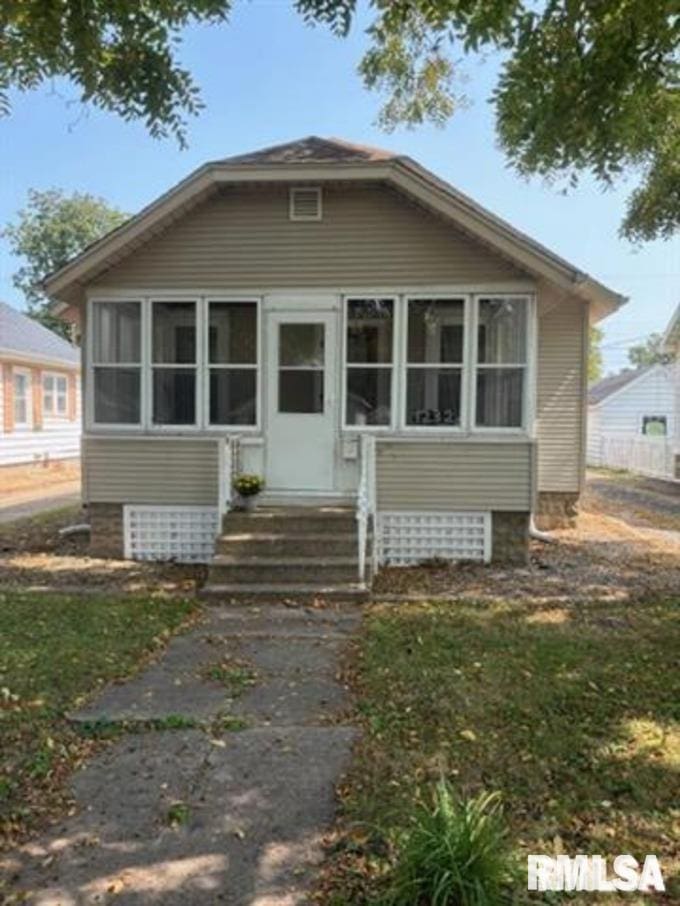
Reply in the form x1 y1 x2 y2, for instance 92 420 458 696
266 310 337 492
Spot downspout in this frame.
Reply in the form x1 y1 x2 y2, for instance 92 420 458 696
529 515 557 544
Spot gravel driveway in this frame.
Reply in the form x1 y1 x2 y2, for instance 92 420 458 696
585 470 680 530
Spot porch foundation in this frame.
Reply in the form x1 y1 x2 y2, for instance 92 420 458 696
491 512 529 565
88 502 124 558
535 491 579 529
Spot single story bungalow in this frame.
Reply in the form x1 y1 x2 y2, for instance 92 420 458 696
44 137 624 592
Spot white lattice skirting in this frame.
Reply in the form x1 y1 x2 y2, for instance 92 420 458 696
376 511 491 565
123 505 219 563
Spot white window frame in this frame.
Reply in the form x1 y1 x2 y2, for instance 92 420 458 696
13 368 31 428
205 297 261 431
43 372 68 417
89 298 144 431
471 294 535 435
342 295 398 432
87 295 262 433
641 414 668 437
399 295 471 433
289 186 322 222
149 297 201 431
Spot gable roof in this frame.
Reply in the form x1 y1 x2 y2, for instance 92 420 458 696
44 136 626 320
0 302 79 367
220 135 397 165
661 302 680 353
588 366 653 406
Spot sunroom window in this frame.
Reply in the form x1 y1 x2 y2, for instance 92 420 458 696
152 301 197 426
475 297 527 428
345 298 394 427
405 298 465 427
92 301 141 425
209 301 258 425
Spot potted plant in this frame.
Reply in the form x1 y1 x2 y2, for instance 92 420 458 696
232 473 265 512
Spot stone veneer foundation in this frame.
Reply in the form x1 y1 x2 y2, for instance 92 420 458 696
88 503 535 567
535 491 579 530
491 512 529 565
88 502 124 558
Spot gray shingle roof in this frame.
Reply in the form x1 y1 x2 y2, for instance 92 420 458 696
588 366 651 405
0 302 79 366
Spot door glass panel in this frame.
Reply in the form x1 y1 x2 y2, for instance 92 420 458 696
280 323 324 367
279 370 324 413
278 322 325 413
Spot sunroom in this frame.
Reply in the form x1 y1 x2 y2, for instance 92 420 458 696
83 290 535 567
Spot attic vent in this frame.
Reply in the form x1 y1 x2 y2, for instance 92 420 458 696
290 187 322 221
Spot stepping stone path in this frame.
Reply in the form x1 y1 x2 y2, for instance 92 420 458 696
2 605 361 905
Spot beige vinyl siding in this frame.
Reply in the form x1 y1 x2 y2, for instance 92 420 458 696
536 286 588 492
82 437 218 505
376 441 534 511
92 185 525 289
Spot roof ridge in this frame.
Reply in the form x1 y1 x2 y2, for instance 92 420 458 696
324 136 398 160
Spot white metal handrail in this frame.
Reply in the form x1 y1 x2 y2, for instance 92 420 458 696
218 435 241 516
356 434 377 583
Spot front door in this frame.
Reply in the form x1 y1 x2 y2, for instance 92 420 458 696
266 310 337 493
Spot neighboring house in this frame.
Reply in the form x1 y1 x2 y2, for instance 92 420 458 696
44 136 624 581
661 302 680 479
662 302 680 358
0 302 81 467
587 365 676 478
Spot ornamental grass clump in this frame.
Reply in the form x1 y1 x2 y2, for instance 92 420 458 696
380 783 517 906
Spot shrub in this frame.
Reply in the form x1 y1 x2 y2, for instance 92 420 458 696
379 783 517 906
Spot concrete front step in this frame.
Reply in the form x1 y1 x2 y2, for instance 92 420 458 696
200 582 369 603
205 506 368 603
223 507 355 536
216 532 358 558
208 556 359 585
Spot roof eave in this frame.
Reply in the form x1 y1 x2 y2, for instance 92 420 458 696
661 303 680 352
0 346 80 370
44 157 625 318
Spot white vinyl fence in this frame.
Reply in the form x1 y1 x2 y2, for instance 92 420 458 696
597 434 677 481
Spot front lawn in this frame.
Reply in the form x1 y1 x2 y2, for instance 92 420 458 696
324 597 679 903
0 590 198 847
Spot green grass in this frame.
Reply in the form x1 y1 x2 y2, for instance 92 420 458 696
326 597 680 904
202 660 257 695
379 784 517 906
166 801 191 826
0 590 197 846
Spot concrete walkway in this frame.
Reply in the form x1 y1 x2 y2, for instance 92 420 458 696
2 605 360 905
0 481 81 524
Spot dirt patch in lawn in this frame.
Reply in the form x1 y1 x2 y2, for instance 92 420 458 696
0 460 80 496
0 505 204 596
374 499 680 606
584 468 680 533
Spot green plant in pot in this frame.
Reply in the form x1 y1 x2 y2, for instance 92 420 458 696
232 474 265 512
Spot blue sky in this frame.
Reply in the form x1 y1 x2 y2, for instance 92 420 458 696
1 0 677 374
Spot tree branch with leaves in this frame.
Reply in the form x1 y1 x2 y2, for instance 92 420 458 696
2 1 678 241
3 189 127 339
